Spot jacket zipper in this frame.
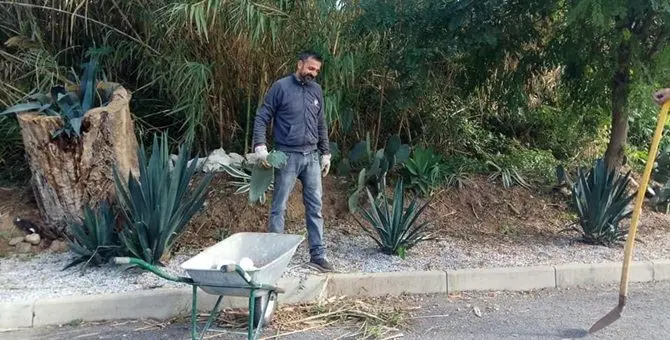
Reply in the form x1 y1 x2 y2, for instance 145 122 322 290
302 85 306 149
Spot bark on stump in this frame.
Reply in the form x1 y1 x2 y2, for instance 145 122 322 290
16 83 139 235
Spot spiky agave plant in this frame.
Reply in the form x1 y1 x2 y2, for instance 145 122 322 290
354 179 436 257
0 56 111 140
570 158 634 246
112 133 213 265
64 200 122 271
404 146 442 197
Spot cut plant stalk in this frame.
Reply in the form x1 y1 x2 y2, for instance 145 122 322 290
588 101 670 334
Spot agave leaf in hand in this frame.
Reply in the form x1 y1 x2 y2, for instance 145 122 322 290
248 150 287 205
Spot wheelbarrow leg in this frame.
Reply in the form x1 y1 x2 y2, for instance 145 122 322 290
191 285 198 340
190 285 224 340
248 288 256 340
201 295 224 340
247 289 277 340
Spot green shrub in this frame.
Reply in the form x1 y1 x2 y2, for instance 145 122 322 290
570 158 634 246
347 134 410 212
404 146 442 196
487 147 559 187
64 201 122 271
354 179 436 258
113 133 213 265
649 146 670 213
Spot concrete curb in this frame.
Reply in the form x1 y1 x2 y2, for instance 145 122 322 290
2 259 669 330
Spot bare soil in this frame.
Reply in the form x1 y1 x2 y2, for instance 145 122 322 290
2 172 670 258
0 186 44 256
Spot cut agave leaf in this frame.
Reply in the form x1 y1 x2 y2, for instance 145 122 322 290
267 150 288 168
249 166 274 204
0 102 45 115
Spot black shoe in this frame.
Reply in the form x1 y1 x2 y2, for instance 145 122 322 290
307 258 334 272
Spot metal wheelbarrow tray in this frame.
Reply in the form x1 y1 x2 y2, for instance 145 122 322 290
113 232 304 340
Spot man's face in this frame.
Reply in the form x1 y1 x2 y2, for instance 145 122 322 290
297 57 322 83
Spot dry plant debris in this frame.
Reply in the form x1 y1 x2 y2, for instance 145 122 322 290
200 295 419 339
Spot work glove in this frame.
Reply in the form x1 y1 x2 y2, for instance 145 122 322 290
653 88 670 106
254 145 271 169
320 154 331 177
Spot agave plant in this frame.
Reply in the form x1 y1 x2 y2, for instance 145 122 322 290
0 56 111 140
64 200 122 271
486 160 531 189
347 134 410 212
404 146 442 197
354 179 436 257
570 158 634 246
112 133 213 265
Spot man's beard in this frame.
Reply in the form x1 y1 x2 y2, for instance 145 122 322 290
299 73 314 83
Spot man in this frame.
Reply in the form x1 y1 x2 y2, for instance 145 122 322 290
654 88 670 106
252 50 333 272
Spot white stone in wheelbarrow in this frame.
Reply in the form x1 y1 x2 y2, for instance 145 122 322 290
180 232 305 297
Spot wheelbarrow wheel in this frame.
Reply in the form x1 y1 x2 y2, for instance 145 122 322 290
252 291 277 328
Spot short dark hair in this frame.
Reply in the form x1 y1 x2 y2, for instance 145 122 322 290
298 50 323 63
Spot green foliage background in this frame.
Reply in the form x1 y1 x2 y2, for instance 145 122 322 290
1 0 669 186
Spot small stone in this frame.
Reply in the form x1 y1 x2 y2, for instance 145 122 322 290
16 242 32 253
49 240 69 253
25 233 41 245
473 306 482 317
9 236 24 246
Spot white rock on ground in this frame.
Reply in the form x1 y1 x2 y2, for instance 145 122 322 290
228 153 244 167
9 236 23 246
171 149 246 173
25 233 41 245
2 225 670 304
201 148 232 173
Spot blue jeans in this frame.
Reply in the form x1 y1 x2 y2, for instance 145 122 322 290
269 151 325 260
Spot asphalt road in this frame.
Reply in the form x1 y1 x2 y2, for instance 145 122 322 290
3 281 669 340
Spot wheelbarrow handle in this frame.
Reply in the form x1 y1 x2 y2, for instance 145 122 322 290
112 257 194 284
113 257 131 264
219 264 285 293
219 264 254 283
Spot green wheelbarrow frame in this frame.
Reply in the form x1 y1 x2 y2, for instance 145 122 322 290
113 257 284 340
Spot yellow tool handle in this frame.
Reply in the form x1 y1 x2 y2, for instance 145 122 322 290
620 101 670 296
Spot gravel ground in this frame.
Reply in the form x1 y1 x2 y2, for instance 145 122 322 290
2 227 670 303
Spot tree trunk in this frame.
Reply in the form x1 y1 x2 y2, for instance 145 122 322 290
604 40 632 171
16 83 139 236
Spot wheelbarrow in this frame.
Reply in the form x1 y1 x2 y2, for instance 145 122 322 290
112 232 304 340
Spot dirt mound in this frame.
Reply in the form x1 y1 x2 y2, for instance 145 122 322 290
3 171 670 258
175 174 575 252
176 174 354 251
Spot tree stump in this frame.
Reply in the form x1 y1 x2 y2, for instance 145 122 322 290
16 83 139 236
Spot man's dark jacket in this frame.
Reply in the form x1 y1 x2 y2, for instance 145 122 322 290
253 74 330 155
